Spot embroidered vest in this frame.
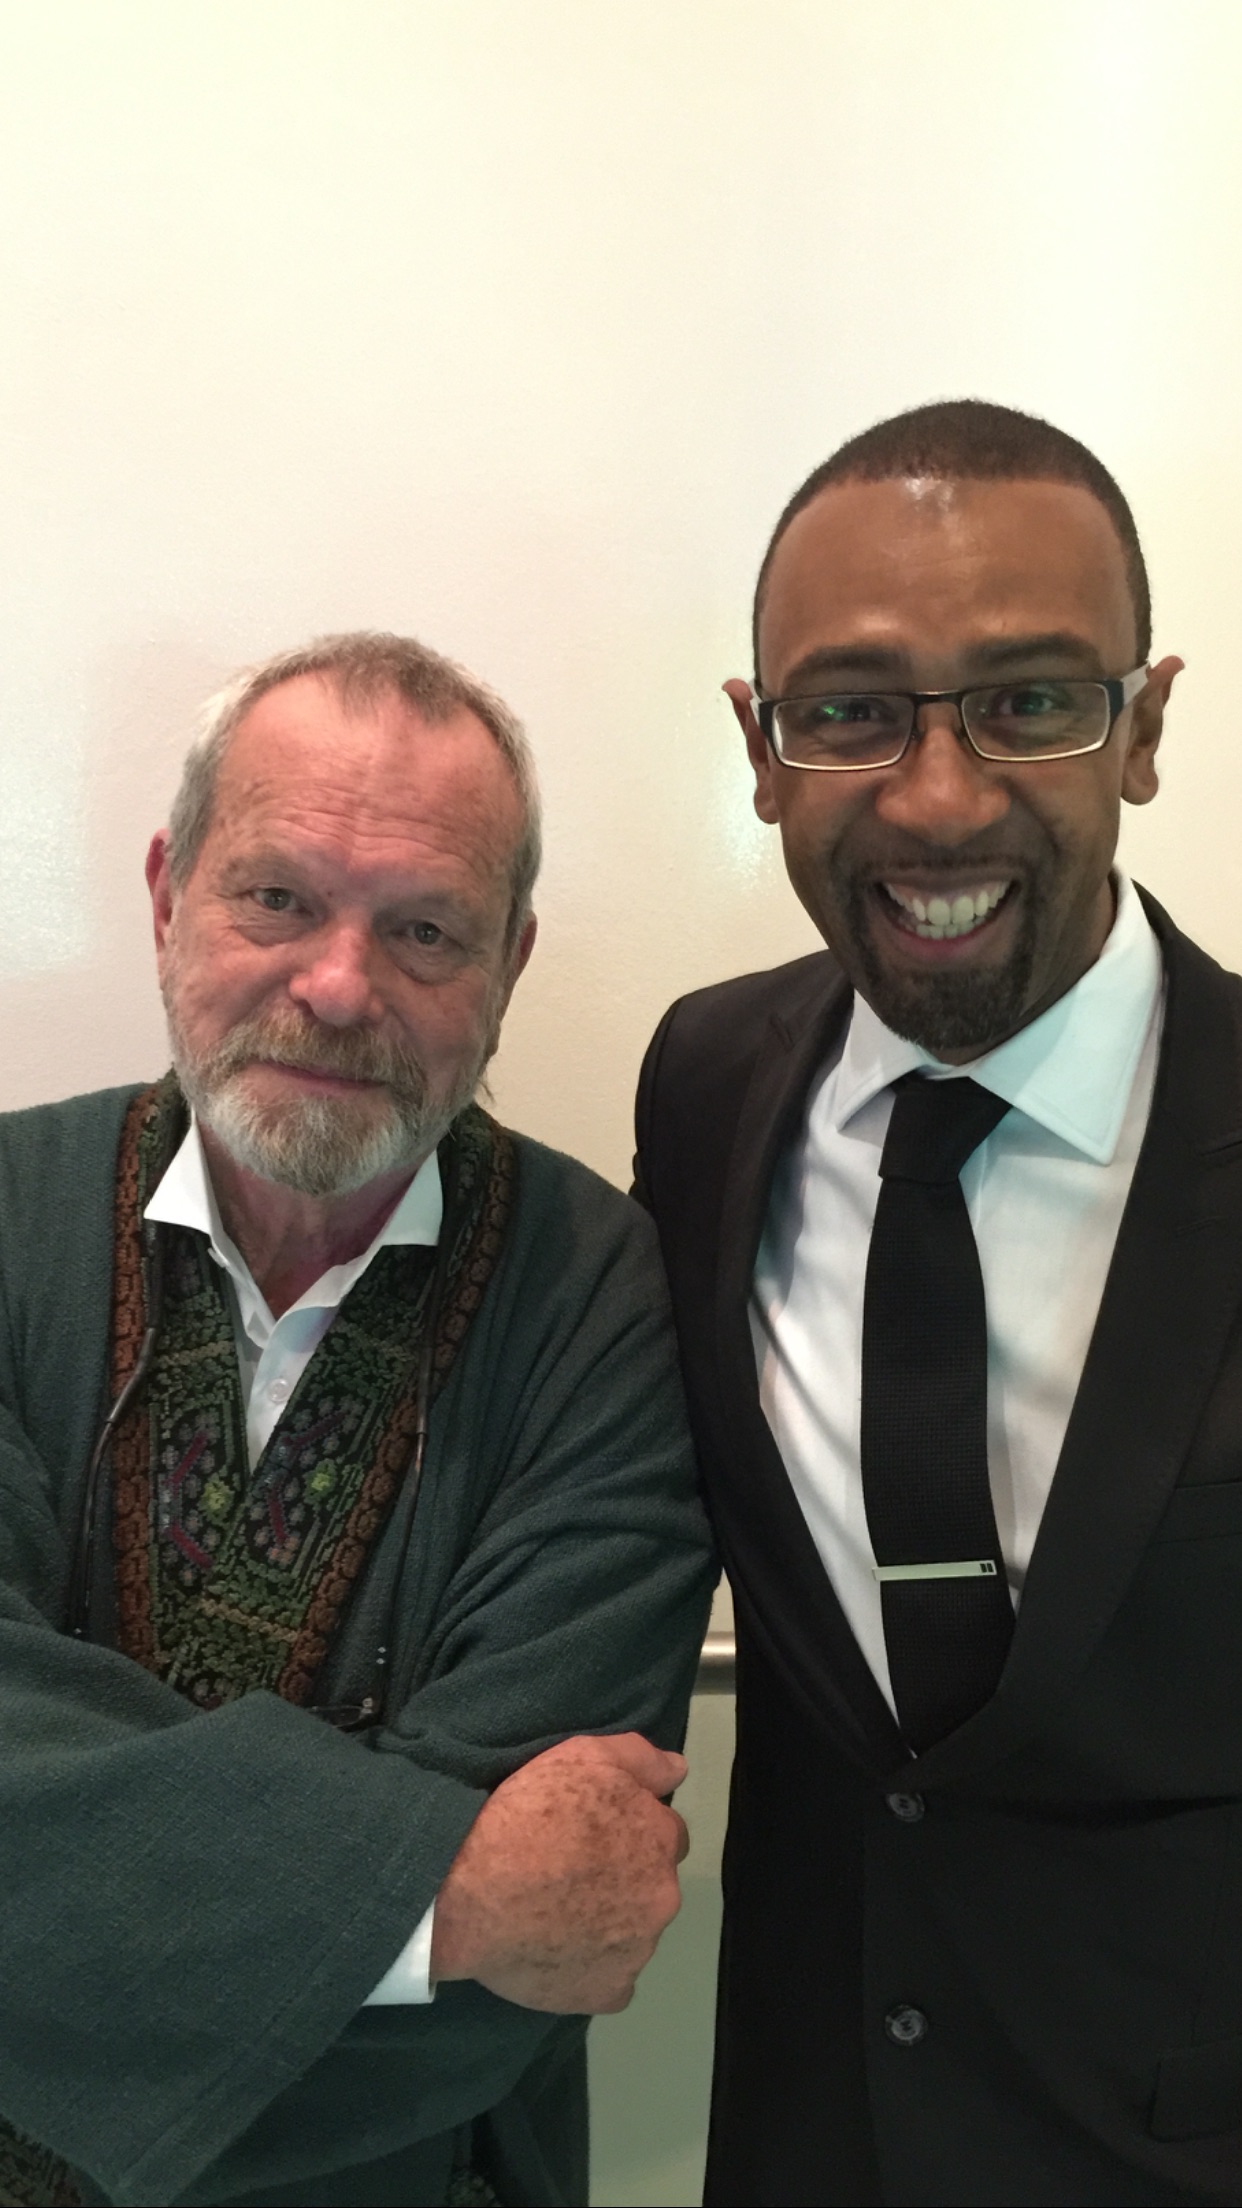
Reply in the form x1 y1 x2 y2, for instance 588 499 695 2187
0 1076 513 2207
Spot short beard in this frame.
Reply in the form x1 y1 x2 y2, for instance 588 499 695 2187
840 874 1040 1058
165 997 497 1199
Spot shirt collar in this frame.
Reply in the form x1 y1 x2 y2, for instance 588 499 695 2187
833 872 1163 1165
144 1116 443 1323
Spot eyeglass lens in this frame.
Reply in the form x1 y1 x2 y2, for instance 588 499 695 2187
773 680 1111 767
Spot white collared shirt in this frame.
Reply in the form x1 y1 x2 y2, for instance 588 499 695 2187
750 872 1164 1717
144 1119 442 2005
145 1121 443 1468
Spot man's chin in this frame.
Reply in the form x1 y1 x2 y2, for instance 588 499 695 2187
860 967 1030 1059
848 920 1036 1058
194 1083 433 1200
829 874 1040 1060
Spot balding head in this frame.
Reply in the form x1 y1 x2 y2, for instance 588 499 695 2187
147 638 540 1202
167 630 541 953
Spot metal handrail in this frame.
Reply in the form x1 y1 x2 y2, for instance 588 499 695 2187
694 1630 736 1695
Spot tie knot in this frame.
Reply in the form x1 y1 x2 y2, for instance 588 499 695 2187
879 1073 1010 1184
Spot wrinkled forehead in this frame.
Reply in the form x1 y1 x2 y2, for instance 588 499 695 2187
757 476 1137 690
210 676 523 881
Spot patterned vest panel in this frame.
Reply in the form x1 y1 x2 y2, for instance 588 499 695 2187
0 1077 514 2207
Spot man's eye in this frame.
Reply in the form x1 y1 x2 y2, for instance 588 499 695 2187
253 887 297 912
409 921 444 947
989 684 1068 717
818 696 890 726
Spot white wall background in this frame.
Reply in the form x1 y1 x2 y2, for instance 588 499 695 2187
2 5 1240 2200
3 0 1239 1186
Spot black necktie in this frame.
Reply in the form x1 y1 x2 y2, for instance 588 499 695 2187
860 1073 1014 1752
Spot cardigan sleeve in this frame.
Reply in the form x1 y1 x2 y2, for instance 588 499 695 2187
0 1401 496 2205
0 1118 714 2208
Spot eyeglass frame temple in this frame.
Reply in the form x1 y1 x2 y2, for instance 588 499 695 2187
748 665 1151 767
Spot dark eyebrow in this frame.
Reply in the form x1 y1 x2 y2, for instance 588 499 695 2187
966 631 1107 674
771 631 1108 696
773 646 908 693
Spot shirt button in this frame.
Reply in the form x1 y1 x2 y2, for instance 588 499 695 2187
886 1791 925 1823
267 1377 291 1405
884 2005 929 2047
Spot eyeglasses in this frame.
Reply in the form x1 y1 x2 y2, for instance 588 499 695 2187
750 668 1149 773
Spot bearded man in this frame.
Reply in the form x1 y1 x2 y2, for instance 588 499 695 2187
0 632 713 2208
636 400 1242 2205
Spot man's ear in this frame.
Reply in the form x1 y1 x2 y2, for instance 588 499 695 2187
1121 655 1184 807
723 679 780 825
513 911 537 981
496 912 538 1022
146 831 175 957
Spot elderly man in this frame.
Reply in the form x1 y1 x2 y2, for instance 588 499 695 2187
636 400 1242 2205
0 632 713 2208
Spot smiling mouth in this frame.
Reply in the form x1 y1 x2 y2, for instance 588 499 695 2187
878 879 1014 942
260 1060 383 1088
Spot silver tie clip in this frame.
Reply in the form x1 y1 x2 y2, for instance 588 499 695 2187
872 1559 999 1583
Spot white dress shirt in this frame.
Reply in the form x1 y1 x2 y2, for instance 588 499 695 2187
750 872 1164 1718
145 1120 442 2005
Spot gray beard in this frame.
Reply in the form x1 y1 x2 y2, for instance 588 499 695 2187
165 1001 494 1199
186 1068 473 1198
843 879 1040 1058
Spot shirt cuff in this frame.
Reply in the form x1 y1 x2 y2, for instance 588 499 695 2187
362 1898 437 2005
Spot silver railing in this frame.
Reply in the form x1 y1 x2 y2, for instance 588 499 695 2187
694 1630 736 1694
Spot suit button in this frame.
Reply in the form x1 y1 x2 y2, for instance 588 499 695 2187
886 1791 925 1822
884 2005 929 2046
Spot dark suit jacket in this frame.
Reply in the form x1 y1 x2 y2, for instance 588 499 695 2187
635 891 1242 2208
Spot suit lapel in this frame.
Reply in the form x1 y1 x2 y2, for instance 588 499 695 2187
909 903 1242 1788
713 972 906 1771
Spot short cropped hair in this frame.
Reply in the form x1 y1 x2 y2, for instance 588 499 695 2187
753 398 1151 677
166 631 542 950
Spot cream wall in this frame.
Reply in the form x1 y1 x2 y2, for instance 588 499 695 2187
2 1 1240 1181
2 6 1240 2202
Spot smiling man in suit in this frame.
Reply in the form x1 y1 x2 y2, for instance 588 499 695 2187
633 398 1242 2205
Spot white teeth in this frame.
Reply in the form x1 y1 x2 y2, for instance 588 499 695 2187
883 879 1011 941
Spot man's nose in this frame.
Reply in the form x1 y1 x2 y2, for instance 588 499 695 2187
286 922 386 1028
874 706 1010 844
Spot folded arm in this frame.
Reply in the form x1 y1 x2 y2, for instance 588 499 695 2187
0 1165 714 2205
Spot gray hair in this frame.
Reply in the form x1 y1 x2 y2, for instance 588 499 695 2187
166 631 542 947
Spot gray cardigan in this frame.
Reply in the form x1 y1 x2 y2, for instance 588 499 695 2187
0 1085 715 2205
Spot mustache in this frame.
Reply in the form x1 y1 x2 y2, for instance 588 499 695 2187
843 825 1054 883
197 1012 428 1100
854 846 1032 879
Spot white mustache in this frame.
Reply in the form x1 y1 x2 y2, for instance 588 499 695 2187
202 1017 428 1102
